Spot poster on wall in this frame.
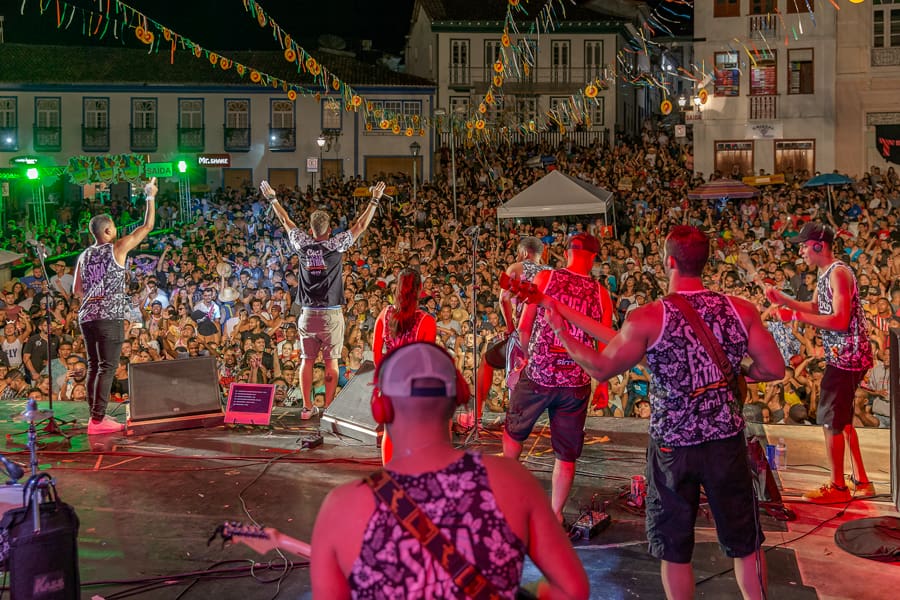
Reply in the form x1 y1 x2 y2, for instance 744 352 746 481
875 125 900 165
715 52 740 97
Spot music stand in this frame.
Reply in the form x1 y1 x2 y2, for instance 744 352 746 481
27 241 75 439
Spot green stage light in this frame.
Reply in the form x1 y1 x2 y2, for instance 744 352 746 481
177 160 188 173
25 168 39 180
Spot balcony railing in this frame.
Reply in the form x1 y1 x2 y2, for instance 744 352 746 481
178 127 205 152
438 128 607 149
462 66 587 94
749 15 778 41
749 95 777 120
872 47 900 67
0 128 18 152
33 126 61 152
224 126 251 152
130 126 158 152
268 127 295 151
82 126 109 152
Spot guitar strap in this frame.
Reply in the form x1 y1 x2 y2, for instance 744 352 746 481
364 469 503 600
665 293 745 419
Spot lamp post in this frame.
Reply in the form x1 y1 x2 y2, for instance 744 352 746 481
693 95 702 110
409 141 420 202
677 95 687 110
315 134 326 190
435 108 458 220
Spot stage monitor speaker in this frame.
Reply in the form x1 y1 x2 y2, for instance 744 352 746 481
127 356 224 435
320 363 379 445
889 328 899 512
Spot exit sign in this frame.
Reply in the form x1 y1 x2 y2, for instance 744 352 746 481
145 162 173 178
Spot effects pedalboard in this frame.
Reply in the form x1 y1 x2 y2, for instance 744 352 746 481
571 511 611 540
298 433 324 449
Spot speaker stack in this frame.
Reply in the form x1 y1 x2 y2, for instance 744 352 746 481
320 362 380 444
127 356 224 435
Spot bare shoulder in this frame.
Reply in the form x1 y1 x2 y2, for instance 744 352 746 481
316 479 374 530
505 261 525 276
726 294 763 325
481 454 543 491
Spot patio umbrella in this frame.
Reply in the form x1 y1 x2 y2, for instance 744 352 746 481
802 173 853 214
687 179 760 200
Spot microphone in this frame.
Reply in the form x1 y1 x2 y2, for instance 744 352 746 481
368 186 395 202
463 225 481 236
26 239 47 257
0 455 25 482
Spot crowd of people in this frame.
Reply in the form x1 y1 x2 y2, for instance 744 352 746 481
1 128 898 432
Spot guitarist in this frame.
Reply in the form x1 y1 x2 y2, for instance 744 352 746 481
541 226 784 600
311 342 589 600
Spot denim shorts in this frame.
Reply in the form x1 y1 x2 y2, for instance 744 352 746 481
504 377 590 462
645 433 763 563
297 308 344 360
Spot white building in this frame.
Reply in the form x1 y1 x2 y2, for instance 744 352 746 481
0 42 435 206
691 1 834 179
835 2 900 178
404 0 633 145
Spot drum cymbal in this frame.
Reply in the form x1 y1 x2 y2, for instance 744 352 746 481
15 407 54 423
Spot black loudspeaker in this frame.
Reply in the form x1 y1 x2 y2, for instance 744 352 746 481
1 477 80 600
127 356 224 435
889 328 899 512
320 363 379 444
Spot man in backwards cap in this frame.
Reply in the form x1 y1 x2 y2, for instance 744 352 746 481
766 222 876 502
503 233 613 523
311 342 588 599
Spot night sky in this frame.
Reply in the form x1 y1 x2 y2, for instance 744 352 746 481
4 0 418 54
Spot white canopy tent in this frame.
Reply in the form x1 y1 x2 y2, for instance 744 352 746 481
497 170 615 234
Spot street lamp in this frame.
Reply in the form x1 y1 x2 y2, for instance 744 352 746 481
677 96 687 109
693 95 702 109
315 134 327 190
434 108 457 220
409 141 421 202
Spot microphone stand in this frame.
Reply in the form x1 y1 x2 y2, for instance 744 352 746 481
29 242 74 439
462 226 482 446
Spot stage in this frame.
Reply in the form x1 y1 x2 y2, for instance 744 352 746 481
1 399 897 599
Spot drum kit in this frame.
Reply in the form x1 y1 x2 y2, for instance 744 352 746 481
2 400 56 528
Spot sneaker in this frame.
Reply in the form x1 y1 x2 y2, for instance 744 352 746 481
845 476 877 499
87 415 125 435
300 406 318 420
802 482 852 504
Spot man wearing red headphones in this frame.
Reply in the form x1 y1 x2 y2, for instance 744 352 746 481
311 342 589 599
766 222 876 503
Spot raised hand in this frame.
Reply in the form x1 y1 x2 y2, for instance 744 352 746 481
260 180 277 201
143 177 158 199
764 285 783 305
370 181 386 200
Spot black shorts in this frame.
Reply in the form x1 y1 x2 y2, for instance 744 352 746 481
645 433 763 563
817 365 867 433
504 377 590 462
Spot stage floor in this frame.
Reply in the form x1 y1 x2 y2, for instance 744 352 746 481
1 399 897 599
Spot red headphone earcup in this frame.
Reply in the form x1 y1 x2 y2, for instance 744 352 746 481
371 389 394 424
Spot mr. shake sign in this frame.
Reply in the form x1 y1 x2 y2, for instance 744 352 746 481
197 154 231 168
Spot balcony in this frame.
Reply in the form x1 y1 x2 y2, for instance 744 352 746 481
130 127 158 152
749 95 777 120
82 126 109 152
177 127 205 152
872 47 900 67
749 15 777 41
0 128 18 152
224 126 251 152
268 127 295 151
33 126 61 152
467 66 580 95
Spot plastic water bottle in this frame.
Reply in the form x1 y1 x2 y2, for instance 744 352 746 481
775 438 787 471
